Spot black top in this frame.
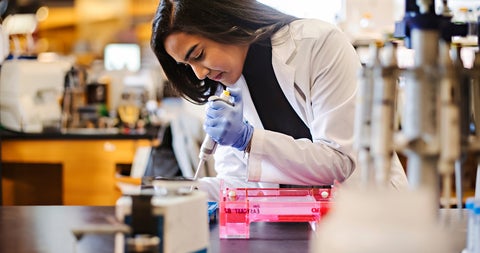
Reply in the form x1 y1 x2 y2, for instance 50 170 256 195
243 39 315 188
242 39 311 140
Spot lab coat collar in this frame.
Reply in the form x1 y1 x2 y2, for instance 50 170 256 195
271 24 296 65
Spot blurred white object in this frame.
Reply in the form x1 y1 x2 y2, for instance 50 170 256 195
338 0 401 45
310 187 455 253
104 43 140 72
258 0 341 24
170 102 216 178
0 59 71 132
0 25 8 64
130 146 152 178
2 14 38 57
2 14 37 35
116 180 209 253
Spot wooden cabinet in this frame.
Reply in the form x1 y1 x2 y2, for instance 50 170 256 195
1 138 152 205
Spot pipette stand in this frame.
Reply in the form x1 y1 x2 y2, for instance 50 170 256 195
219 186 333 239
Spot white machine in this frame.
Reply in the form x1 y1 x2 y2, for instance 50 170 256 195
0 59 70 132
71 179 210 253
115 179 209 253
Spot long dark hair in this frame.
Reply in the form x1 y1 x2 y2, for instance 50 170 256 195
151 0 297 103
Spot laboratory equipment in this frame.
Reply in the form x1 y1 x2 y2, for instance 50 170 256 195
118 94 141 132
0 59 71 132
311 0 480 252
208 201 219 223
60 65 89 130
71 178 213 253
2 13 37 57
354 41 377 184
193 90 233 181
474 202 480 253
357 0 479 207
463 197 478 253
104 43 141 72
311 187 454 253
219 185 332 239
463 199 480 253
0 2 8 64
116 178 209 253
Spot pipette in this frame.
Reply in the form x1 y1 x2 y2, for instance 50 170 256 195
192 90 233 183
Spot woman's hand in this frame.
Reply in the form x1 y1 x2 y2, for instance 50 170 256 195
204 87 253 151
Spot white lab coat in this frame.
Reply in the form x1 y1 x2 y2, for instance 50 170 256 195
199 19 409 201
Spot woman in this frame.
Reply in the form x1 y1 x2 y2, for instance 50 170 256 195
151 0 408 201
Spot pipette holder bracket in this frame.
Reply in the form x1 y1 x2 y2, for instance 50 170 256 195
219 187 333 239
394 11 467 49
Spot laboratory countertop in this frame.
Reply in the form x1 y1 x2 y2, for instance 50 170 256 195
0 126 162 141
0 205 315 253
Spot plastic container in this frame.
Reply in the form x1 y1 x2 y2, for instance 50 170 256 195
219 186 333 239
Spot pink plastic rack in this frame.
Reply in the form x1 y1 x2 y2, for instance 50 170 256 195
219 186 333 239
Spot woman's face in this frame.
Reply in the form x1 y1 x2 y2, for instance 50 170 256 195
164 32 249 86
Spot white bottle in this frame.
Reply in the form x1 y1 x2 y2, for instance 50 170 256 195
452 7 470 43
466 8 478 44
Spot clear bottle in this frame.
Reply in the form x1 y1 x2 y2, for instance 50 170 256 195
463 197 476 253
473 201 480 253
452 7 478 45
467 8 478 37
452 7 469 43
454 7 469 24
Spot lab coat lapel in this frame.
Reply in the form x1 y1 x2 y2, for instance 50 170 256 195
239 26 307 129
271 32 306 124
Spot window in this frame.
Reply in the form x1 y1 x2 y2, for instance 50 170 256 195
258 0 342 24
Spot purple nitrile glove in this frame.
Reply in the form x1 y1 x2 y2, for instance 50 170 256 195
204 87 253 151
